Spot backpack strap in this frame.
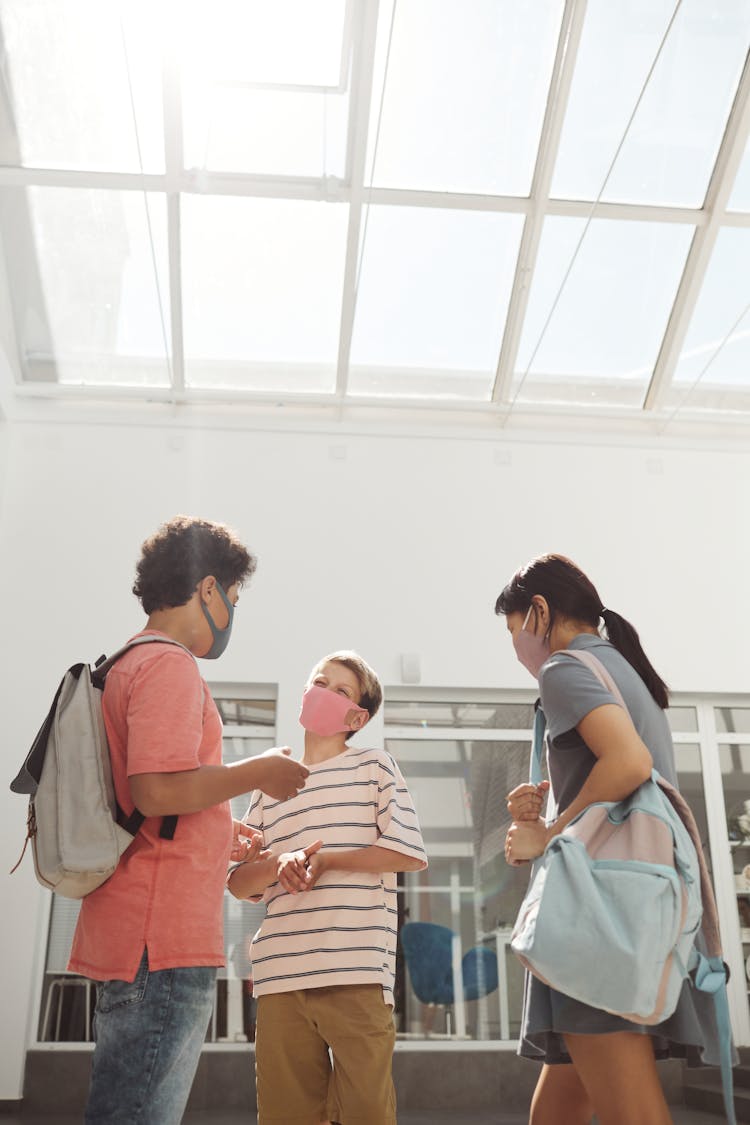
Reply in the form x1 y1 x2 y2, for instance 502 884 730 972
91 634 194 686
551 647 737 1124
694 954 737 1125
530 702 546 787
95 635 204 845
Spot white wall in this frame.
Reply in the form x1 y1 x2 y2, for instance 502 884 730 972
2 414 750 1098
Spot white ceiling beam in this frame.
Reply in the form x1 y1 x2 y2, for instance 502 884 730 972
335 0 380 398
0 164 721 226
0 167 165 190
490 0 588 406
182 171 348 200
643 49 750 412
720 210 750 227
546 197 706 226
339 0 356 91
16 377 750 439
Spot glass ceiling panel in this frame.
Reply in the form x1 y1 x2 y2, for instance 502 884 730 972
366 0 564 196
0 0 163 173
0 187 170 387
552 0 750 208
182 86 349 179
349 206 524 399
181 1 350 178
513 216 694 405
182 1 348 88
671 228 750 393
181 196 348 392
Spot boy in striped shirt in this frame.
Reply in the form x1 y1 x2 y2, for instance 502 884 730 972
227 650 427 1125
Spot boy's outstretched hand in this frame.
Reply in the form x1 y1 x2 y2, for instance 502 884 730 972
256 748 310 801
277 840 323 895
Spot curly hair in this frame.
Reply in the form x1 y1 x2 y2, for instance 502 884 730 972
133 516 257 613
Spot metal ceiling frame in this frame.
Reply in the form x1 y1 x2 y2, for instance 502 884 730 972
335 0 379 398
1 1 750 432
491 0 587 406
644 47 750 415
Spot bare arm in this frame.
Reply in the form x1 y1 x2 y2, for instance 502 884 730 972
550 704 652 835
226 854 278 900
322 845 426 875
129 748 309 816
282 844 426 895
506 704 652 863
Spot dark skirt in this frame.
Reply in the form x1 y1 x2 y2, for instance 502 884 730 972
519 971 729 1067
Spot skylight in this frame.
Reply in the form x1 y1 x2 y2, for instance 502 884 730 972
0 0 749 433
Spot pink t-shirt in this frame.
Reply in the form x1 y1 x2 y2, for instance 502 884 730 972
68 631 233 982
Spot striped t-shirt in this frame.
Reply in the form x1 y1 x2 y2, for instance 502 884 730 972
243 745 427 1005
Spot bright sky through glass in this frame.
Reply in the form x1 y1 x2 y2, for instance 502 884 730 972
182 0 347 87
674 228 750 388
12 187 170 386
0 0 749 424
349 206 524 395
515 217 694 394
366 0 564 196
180 0 350 176
552 0 750 207
182 85 349 178
181 196 347 390
0 0 163 173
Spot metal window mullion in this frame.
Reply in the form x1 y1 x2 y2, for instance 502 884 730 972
335 0 379 398
338 0 356 93
384 726 533 742
0 164 353 204
0 221 25 407
162 34 185 393
491 0 587 405
644 49 750 412
30 892 54 1046
221 724 278 739
181 171 347 201
696 699 750 1045
0 166 166 191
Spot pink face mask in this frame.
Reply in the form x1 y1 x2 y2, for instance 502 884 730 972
299 684 369 737
513 605 551 680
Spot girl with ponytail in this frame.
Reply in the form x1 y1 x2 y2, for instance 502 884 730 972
495 554 718 1125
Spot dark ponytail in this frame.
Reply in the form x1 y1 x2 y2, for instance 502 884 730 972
600 607 669 709
495 554 669 710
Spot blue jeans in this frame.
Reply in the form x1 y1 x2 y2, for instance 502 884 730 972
85 949 216 1124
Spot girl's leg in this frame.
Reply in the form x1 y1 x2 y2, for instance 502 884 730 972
529 1063 594 1125
563 1031 672 1125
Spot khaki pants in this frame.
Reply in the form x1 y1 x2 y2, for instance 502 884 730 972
255 984 397 1125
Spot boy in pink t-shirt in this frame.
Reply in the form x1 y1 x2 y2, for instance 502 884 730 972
75 516 309 1125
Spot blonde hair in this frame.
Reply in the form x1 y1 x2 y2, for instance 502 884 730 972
308 650 383 723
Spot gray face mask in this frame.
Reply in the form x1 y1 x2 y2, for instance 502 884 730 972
199 582 234 660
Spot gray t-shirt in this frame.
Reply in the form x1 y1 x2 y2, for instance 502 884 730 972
538 633 676 816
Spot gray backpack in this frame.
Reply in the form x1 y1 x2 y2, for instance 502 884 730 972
10 635 189 898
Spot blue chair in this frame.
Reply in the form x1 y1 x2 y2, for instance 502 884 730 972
400 922 499 1034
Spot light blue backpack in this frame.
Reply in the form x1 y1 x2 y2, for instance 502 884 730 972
510 649 737 1124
